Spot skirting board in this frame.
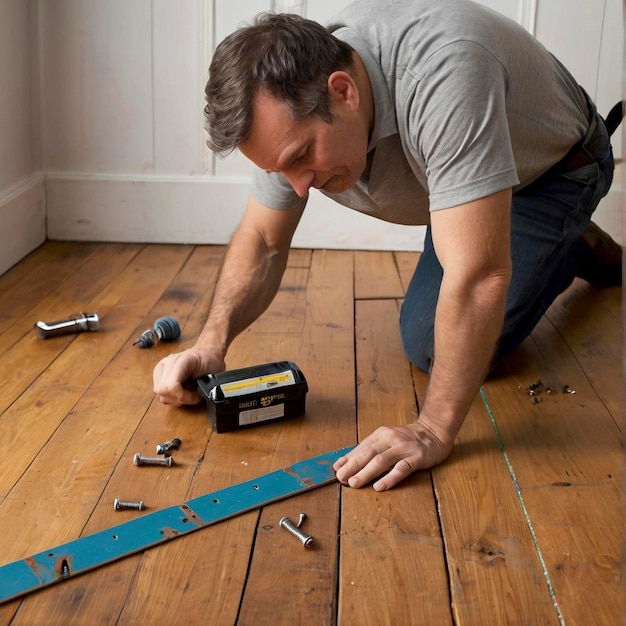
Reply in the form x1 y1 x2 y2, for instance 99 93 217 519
45 173 427 251
0 173 46 276
45 169 623 250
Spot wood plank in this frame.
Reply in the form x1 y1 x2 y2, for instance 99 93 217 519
0 244 195 626
0 242 114 336
485 317 621 487
521 483 622 626
0 245 194 503
19 249 355 625
338 298 452 625
0 244 620 625
544 279 622 425
9 245 224 625
481 301 622 623
394 251 420 294
0 242 142 355
287 247 312 268
109 252 330 626
414 368 559 624
0 243 142 413
354 250 404 299
588 281 621 321
237 250 356 626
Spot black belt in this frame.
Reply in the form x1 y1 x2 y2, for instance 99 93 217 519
555 99 623 173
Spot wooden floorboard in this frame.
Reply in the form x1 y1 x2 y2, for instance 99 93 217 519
338 298 451 625
0 242 622 625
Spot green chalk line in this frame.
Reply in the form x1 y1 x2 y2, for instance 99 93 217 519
480 386 566 626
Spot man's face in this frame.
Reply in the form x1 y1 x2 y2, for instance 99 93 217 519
239 87 369 198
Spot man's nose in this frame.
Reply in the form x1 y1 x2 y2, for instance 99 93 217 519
283 169 314 198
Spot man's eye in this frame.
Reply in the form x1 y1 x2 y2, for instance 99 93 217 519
293 151 307 165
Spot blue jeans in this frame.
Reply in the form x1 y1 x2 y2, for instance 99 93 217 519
400 118 615 372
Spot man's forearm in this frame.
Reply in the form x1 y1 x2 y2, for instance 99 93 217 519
194 226 290 358
418 273 509 444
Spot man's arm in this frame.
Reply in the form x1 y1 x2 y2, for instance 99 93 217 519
334 189 512 489
153 194 305 405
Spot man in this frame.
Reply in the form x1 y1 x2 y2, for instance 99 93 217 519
153 0 621 491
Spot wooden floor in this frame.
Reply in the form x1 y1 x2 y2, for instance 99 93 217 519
0 241 622 626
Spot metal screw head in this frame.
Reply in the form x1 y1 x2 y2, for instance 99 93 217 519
279 515 315 548
134 453 173 467
156 437 182 455
114 497 144 511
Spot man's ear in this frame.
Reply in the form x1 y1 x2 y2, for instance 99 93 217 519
327 71 360 111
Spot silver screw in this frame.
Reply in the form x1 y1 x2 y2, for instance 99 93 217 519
156 437 182 455
114 497 144 511
280 515 315 548
133 452 173 467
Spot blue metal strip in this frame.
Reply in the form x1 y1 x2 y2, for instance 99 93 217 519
0 445 354 604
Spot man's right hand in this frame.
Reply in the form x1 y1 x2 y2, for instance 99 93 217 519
153 348 225 406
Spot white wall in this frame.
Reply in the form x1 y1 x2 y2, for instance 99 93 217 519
0 0 45 276
0 0 623 272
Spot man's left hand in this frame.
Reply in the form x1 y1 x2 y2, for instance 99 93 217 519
333 421 454 491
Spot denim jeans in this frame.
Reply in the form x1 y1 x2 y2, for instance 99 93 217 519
400 118 615 372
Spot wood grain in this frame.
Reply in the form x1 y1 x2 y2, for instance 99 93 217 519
0 243 621 626
354 250 405 300
338 298 452 625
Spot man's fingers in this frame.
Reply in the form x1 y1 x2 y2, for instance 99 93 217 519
372 458 416 492
334 442 381 485
333 424 448 490
346 446 414 489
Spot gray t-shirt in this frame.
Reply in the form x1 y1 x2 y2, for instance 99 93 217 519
250 0 589 224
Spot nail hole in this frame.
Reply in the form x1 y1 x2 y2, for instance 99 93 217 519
112 534 118 540
253 485 259 490
182 518 189 523
213 499 219 504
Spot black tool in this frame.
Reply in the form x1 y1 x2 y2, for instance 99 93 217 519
133 316 181 348
197 361 308 433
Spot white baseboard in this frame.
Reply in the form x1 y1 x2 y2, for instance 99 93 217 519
45 172 427 251
0 172 46 276
45 169 624 251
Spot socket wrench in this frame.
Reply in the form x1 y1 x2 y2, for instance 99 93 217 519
35 312 100 339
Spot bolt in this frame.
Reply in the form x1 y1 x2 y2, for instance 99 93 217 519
280 515 315 548
156 437 182 455
133 452 174 467
114 497 144 511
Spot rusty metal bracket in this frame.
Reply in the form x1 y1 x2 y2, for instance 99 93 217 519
0 445 354 604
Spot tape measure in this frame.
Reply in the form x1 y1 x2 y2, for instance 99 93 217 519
0 445 354 604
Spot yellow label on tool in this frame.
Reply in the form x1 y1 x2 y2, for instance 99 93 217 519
221 371 295 398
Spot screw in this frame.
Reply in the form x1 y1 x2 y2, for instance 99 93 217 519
133 452 174 467
114 497 144 511
280 515 315 548
156 437 182 455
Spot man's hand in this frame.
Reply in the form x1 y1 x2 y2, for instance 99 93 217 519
153 348 225 406
333 420 454 491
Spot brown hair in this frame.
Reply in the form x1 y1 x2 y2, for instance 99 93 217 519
204 12 354 155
